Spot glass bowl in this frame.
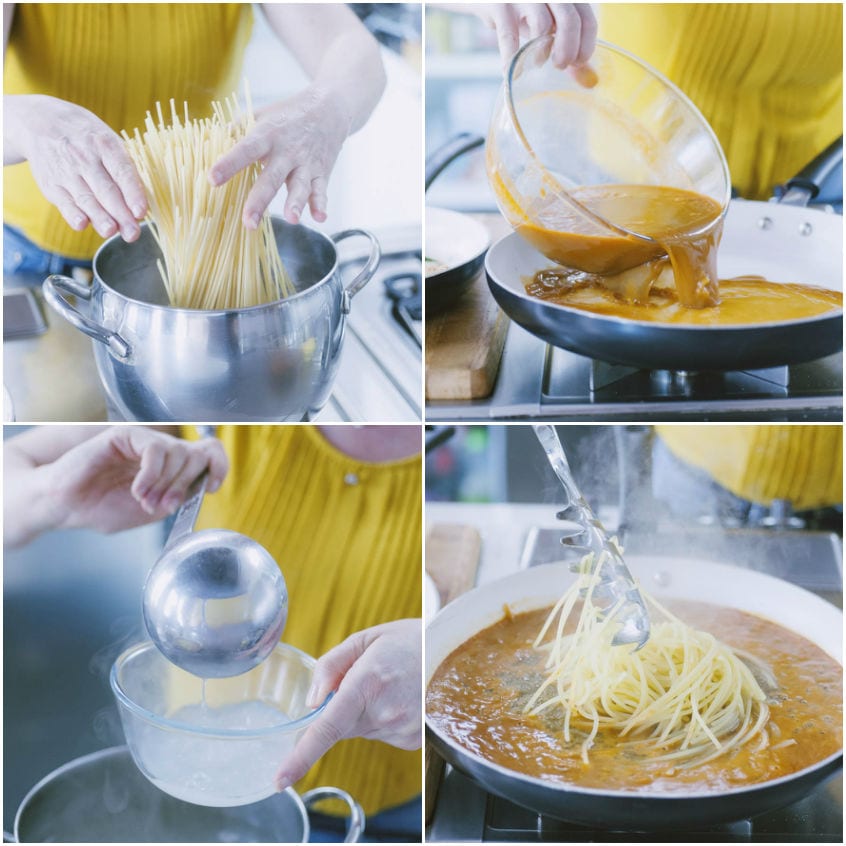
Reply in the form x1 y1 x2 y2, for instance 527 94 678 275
486 36 731 273
110 641 328 807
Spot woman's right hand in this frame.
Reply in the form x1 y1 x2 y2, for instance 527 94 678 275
4 427 228 547
3 94 147 241
473 3 597 70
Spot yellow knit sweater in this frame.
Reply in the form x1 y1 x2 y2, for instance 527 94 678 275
185 425 422 816
657 425 842 510
4 3 252 259
601 4 842 199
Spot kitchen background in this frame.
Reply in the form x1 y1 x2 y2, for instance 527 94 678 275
3 425 161 833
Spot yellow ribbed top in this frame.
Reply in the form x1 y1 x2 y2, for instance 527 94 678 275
656 425 842 510
4 3 253 260
185 425 422 816
601 4 842 199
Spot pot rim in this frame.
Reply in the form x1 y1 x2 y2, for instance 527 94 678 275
110 640 331 738
92 216 342 316
13 744 310 842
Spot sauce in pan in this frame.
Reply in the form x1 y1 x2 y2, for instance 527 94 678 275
490 174 842 323
489 175 725 309
426 601 842 794
525 268 842 325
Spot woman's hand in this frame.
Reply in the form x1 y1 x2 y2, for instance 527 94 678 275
4 426 228 548
275 618 422 790
4 94 148 241
208 85 350 227
474 3 597 70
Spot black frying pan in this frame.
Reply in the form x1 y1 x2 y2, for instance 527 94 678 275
485 141 843 371
425 134 490 314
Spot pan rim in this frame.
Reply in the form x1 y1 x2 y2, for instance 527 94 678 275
426 559 843 803
425 206 491 280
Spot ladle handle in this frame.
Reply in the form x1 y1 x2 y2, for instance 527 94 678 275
301 787 365 842
42 274 131 360
532 424 585 513
164 470 208 550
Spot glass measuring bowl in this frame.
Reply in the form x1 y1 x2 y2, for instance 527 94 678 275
486 36 731 276
111 641 329 807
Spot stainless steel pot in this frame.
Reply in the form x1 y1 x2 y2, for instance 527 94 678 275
42 219 380 422
426 558 843 830
11 746 364 843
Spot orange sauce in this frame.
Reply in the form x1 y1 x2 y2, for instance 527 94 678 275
489 169 724 309
525 268 843 325
426 601 842 794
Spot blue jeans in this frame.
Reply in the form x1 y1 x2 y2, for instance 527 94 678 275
3 224 91 278
309 795 421 843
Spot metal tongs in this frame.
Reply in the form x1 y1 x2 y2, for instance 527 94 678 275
533 425 650 649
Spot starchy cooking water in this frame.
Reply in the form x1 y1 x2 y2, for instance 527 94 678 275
137 700 297 807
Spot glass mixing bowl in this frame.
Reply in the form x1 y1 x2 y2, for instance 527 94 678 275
111 641 329 807
486 36 731 273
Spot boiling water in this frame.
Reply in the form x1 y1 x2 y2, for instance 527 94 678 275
136 700 297 807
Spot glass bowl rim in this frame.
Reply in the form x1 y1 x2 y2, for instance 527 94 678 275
110 640 330 739
503 35 732 243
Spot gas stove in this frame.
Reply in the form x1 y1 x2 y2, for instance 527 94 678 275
428 767 843 842
427 521 843 843
425 322 842 421
316 224 421 422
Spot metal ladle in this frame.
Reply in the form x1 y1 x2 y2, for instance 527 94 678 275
142 469 288 678
533 424 650 649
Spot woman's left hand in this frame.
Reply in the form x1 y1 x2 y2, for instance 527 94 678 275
274 618 421 790
208 85 351 228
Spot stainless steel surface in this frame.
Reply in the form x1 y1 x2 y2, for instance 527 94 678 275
532 424 649 647
324 226 422 421
426 557 842 835
4 226 422 423
42 219 380 422
426 322 843 421
301 788 365 844
12 746 364 843
143 494 287 677
429 766 843 842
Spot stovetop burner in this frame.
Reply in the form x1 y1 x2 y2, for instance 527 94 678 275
320 227 422 421
425 323 843 421
428 767 843 842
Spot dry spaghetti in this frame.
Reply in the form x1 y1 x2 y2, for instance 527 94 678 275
525 553 772 767
123 91 294 310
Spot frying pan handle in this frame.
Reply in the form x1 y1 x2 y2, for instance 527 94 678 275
425 132 485 190
42 274 131 360
331 229 381 313
301 786 365 843
777 136 843 205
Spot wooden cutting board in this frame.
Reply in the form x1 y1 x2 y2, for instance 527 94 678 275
424 523 482 823
425 215 511 401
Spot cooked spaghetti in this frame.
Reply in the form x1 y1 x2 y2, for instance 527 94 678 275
526 553 771 767
123 91 294 310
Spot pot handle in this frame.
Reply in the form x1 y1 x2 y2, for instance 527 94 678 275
330 229 381 312
42 274 131 360
301 786 365 843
